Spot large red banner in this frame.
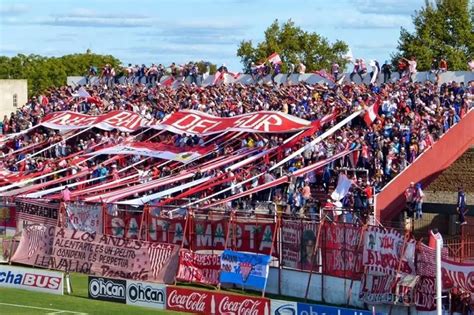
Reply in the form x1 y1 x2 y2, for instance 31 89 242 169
41 110 152 132
166 286 270 314
40 110 312 135
175 249 221 286
322 223 363 279
154 110 311 135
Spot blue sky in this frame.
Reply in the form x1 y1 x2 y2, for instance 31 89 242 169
0 0 425 71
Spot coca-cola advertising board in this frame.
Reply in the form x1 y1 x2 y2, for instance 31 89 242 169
166 286 270 314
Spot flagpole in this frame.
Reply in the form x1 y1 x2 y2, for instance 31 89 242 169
436 237 442 315
304 215 326 301
270 110 362 172
262 212 279 298
346 223 368 306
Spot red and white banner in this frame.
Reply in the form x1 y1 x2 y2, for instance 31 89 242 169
322 223 363 279
147 215 278 256
364 99 381 127
362 226 416 275
40 110 152 132
176 249 221 286
104 208 143 239
155 110 311 135
166 286 270 314
12 225 179 284
415 243 472 311
40 110 312 135
442 257 474 294
90 142 211 162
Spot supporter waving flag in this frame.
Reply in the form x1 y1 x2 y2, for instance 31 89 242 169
267 52 282 64
364 98 381 127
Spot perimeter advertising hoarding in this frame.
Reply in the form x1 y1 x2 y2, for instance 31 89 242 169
270 299 385 315
88 276 166 309
0 265 63 295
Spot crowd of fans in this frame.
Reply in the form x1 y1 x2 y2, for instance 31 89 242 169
0 62 473 221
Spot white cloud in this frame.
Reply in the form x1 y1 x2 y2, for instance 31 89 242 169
339 14 411 29
0 3 29 16
2 8 154 28
353 0 424 15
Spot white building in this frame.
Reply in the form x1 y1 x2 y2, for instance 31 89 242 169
0 79 28 119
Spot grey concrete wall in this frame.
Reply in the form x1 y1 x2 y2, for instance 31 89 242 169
68 71 474 88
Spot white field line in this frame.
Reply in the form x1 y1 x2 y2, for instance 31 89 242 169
0 302 88 314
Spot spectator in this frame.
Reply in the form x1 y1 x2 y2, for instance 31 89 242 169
331 61 340 82
62 186 71 202
405 182 416 218
397 58 408 80
456 186 468 225
381 60 392 83
414 183 424 219
402 56 417 82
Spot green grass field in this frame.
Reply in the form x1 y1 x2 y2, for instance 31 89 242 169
0 272 184 315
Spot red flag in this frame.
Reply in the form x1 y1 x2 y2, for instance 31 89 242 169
267 52 282 64
363 99 381 127
161 76 175 87
212 70 225 85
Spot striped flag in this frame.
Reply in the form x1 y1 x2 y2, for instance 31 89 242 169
148 243 175 279
212 70 225 85
17 212 58 227
24 224 48 258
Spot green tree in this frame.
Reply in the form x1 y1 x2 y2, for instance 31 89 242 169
236 19 349 72
0 52 121 96
393 0 474 70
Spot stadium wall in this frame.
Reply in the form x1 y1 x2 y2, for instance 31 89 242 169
67 71 474 88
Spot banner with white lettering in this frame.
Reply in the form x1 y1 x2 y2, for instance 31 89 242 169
41 110 152 132
362 226 416 275
166 286 270 314
154 110 311 135
176 249 221 286
41 110 312 135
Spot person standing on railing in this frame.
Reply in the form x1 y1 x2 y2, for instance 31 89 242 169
456 186 468 226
